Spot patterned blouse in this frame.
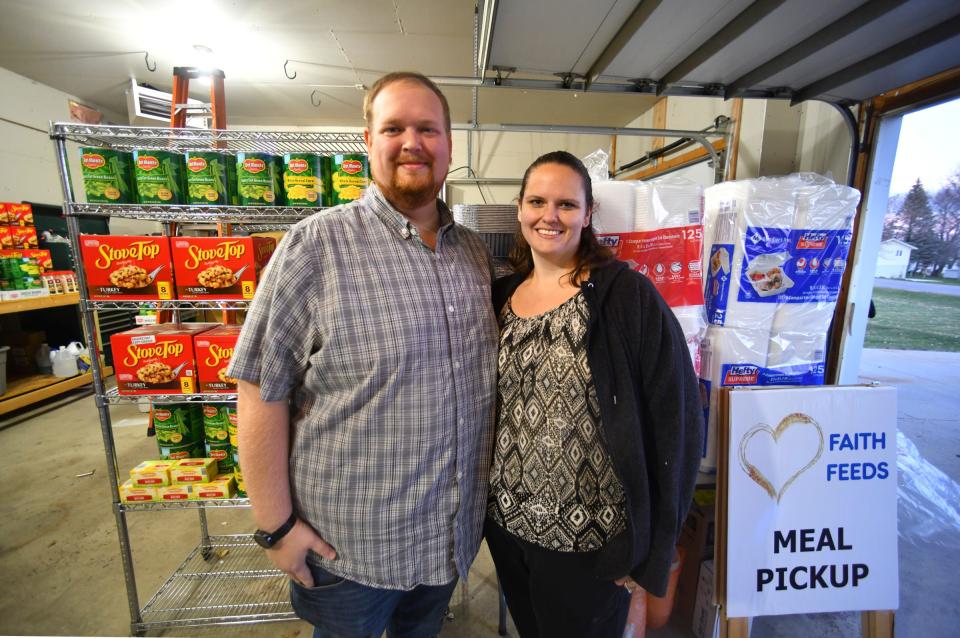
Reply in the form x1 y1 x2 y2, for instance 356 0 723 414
488 291 628 552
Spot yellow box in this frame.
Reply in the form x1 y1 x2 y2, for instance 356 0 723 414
170 458 218 484
129 460 176 487
157 484 196 501
119 480 157 503
195 474 236 499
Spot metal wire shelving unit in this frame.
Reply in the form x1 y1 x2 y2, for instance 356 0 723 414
50 122 366 635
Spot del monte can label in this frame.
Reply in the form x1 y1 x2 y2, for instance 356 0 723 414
283 153 325 207
80 147 135 204
237 153 282 206
82 154 106 170
184 152 233 204
133 150 186 204
329 154 369 205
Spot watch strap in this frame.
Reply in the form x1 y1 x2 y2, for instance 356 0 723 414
258 512 297 547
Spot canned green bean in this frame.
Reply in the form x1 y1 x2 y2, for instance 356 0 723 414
80 147 135 204
206 440 234 473
202 404 230 444
232 450 246 497
237 153 283 206
134 150 187 204
152 405 204 450
184 152 233 205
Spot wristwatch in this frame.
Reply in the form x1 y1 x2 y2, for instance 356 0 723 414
253 512 298 549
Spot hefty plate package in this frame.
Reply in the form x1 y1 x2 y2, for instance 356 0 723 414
110 323 217 395
170 236 276 300
194 324 242 393
80 235 174 300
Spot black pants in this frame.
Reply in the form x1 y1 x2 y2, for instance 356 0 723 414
484 519 630 638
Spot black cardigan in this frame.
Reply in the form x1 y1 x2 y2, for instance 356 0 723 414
492 261 703 596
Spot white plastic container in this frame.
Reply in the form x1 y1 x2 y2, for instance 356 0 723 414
51 346 78 378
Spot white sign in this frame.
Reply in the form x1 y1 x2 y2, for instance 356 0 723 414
725 385 898 617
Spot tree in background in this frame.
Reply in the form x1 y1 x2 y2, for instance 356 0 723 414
883 179 939 274
931 168 960 276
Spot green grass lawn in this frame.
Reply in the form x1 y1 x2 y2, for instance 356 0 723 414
865 287 960 351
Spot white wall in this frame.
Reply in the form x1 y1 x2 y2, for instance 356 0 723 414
0 66 123 204
0 66 158 235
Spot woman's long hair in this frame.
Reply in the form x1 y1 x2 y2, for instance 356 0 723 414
508 150 613 285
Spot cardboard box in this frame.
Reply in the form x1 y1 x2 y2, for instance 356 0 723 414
170 457 218 484
1 249 53 272
119 480 158 503
170 236 275 299
194 325 242 393
110 323 217 395
157 484 197 501
195 474 236 499
675 495 716 627
692 559 718 638
0 330 46 375
0 226 14 249
6 203 34 226
0 203 9 224
10 226 38 249
79 235 174 300
129 460 177 486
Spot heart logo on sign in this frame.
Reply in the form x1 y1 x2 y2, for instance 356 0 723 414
738 412 824 503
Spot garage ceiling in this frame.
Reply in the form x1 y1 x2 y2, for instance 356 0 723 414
482 0 960 104
0 0 957 130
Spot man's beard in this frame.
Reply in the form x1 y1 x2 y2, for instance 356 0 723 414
378 160 440 211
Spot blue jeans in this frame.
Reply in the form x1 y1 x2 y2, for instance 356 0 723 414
289 562 457 638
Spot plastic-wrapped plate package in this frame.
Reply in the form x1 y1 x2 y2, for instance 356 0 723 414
593 180 638 233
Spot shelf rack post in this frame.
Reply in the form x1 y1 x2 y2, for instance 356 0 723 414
50 129 145 632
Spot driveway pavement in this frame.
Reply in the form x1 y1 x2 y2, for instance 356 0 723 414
873 278 960 296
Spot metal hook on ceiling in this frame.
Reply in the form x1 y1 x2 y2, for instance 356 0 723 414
284 60 297 80
310 90 322 107
144 52 156 72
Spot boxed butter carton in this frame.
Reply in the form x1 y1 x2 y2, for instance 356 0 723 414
129 460 176 486
170 236 276 300
80 235 174 300
195 474 236 499
110 323 218 395
119 480 158 503
194 325 242 393
170 458 218 484
157 484 197 501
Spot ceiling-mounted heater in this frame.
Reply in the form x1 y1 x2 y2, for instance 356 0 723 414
125 78 206 127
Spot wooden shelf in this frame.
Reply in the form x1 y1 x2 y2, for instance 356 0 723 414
0 366 112 416
0 292 80 315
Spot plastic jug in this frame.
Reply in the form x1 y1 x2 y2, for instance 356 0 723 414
36 343 53 375
51 346 78 378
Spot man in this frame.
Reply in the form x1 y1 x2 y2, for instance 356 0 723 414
228 72 498 637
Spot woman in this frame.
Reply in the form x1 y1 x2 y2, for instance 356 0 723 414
485 151 703 637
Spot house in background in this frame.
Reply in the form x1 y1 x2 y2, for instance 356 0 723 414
875 239 916 278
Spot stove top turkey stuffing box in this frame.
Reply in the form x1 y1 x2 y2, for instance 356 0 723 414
171 236 276 300
110 323 218 395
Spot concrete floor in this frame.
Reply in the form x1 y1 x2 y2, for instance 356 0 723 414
0 348 958 637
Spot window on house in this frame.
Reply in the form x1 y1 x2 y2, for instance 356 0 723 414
896 250 903 256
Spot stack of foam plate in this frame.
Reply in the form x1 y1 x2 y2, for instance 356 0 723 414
453 204 519 258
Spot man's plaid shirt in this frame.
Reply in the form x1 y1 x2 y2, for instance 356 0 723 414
228 183 498 589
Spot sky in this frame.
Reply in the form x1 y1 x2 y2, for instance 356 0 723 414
890 96 960 195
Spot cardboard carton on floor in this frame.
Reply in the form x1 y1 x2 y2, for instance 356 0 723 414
675 494 716 627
